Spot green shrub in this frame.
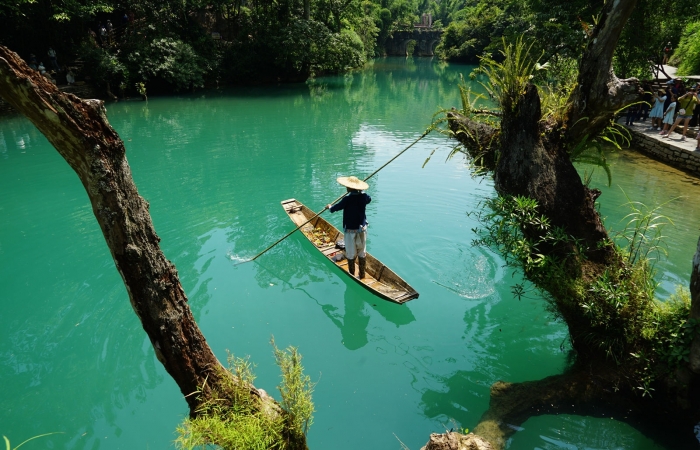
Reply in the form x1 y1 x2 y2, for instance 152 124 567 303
646 288 700 371
127 38 208 91
77 41 129 89
673 21 700 76
314 29 366 74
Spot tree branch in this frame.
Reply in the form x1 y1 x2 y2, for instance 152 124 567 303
566 0 641 143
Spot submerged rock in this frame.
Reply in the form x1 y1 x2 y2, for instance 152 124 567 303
421 432 494 450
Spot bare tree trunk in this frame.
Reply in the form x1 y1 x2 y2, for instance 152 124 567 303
0 45 274 416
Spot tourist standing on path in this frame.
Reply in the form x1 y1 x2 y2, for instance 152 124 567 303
327 176 372 280
625 103 638 126
47 47 59 72
87 28 98 46
693 84 700 129
660 93 677 136
98 22 107 46
663 88 699 141
676 81 686 97
648 89 666 131
663 42 672 65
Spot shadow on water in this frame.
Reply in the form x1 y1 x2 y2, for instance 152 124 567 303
318 283 417 350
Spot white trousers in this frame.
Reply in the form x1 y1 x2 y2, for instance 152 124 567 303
344 229 367 260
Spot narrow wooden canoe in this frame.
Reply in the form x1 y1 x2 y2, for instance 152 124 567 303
281 198 419 304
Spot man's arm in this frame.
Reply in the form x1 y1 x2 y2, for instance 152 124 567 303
328 197 345 213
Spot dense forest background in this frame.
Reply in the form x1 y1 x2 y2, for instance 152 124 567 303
0 0 699 94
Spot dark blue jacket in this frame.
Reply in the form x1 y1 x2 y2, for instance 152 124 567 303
329 192 371 230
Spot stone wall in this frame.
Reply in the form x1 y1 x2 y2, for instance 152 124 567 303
629 129 700 177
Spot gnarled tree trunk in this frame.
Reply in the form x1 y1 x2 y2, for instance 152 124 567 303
445 0 700 448
471 368 699 450
0 45 282 422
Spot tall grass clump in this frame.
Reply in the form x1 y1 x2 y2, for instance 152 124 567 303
175 341 314 450
272 338 315 442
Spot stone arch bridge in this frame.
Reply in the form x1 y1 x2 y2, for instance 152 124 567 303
384 29 443 57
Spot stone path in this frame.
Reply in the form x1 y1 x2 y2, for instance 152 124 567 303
657 64 700 82
621 118 700 177
624 119 699 151
663 64 677 79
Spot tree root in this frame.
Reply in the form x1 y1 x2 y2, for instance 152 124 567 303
472 368 700 450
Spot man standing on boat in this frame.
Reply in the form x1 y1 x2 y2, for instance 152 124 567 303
327 176 371 279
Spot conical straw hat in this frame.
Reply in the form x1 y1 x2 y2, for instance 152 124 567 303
337 176 368 190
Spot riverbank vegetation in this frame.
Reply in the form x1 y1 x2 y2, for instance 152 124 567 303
2 0 698 96
0 0 403 93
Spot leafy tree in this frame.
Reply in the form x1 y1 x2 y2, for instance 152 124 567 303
615 0 699 78
440 1 700 447
435 0 515 62
671 21 700 76
432 0 700 81
127 38 208 91
78 41 129 94
349 13 381 59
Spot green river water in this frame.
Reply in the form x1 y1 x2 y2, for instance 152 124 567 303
2 57 700 449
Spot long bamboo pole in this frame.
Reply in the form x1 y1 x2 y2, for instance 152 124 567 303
237 129 431 265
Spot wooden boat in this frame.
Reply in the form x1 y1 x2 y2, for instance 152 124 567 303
281 198 419 304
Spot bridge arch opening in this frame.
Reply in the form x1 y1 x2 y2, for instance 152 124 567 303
427 39 440 56
405 39 417 56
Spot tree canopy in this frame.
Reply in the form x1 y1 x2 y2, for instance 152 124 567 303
435 0 700 78
2 0 696 94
